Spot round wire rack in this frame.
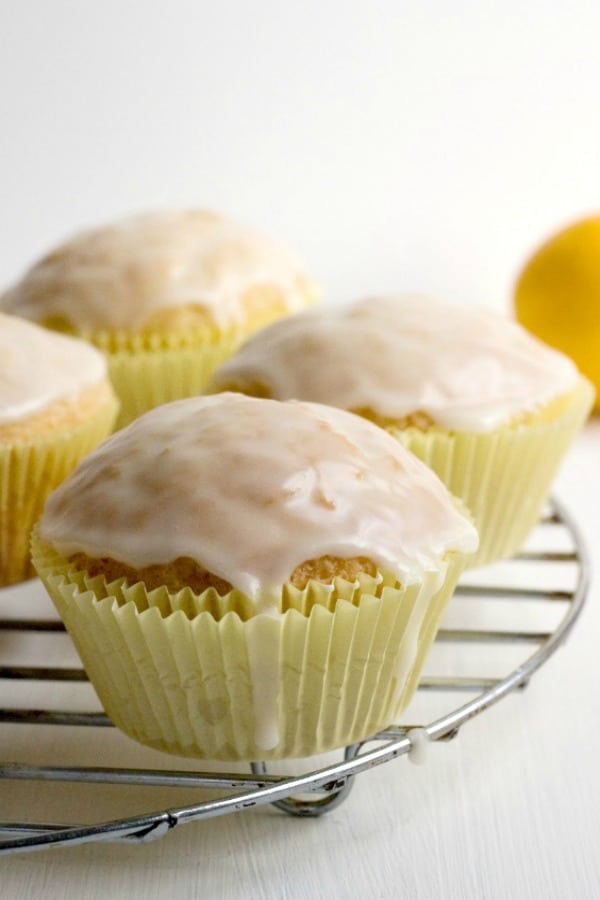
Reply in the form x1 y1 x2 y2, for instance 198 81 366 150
0 498 590 855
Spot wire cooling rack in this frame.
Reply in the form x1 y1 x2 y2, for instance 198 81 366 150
0 498 589 855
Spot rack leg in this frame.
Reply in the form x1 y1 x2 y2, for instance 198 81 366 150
250 744 360 818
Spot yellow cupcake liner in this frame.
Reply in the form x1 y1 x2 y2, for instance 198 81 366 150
32 537 467 761
105 331 245 429
388 378 594 568
83 304 315 430
0 400 117 586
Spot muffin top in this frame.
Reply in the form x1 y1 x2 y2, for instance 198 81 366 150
1 210 316 333
0 313 108 426
39 393 477 610
211 295 581 432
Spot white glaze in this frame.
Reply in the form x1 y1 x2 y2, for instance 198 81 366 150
211 295 580 432
39 393 477 610
0 313 107 424
246 616 282 750
407 727 430 765
2 210 314 332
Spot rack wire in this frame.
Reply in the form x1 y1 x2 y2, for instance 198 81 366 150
0 498 589 855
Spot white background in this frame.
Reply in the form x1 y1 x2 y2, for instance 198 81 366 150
1 2 600 898
3 0 600 311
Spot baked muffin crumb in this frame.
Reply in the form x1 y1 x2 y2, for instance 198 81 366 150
68 552 378 595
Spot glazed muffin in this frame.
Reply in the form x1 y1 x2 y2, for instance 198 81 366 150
210 295 594 567
0 313 117 585
32 393 477 760
1 210 318 428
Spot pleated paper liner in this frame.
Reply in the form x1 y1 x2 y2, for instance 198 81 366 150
388 377 595 568
78 303 313 430
73 325 242 430
0 399 118 586
106 335 246 429
32 537 467 761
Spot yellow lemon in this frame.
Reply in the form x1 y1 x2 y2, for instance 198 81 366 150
515 216 600 410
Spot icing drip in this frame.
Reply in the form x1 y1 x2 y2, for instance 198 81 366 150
407 727 430 765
